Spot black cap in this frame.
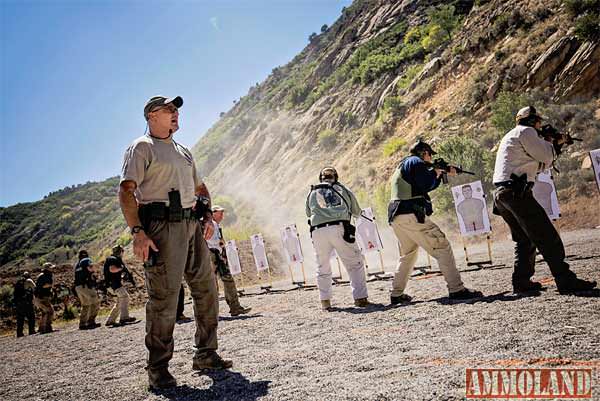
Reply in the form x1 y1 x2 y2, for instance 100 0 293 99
144 96 183 120
409 139 437 156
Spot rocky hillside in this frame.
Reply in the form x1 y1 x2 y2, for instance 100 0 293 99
193 0 600 228
0 178 126 269
2 0 599 270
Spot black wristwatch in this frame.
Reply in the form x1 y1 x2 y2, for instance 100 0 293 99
131 225 144 234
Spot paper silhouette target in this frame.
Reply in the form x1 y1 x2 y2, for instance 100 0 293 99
356 207 383 254
225 240 242 275
251 233 269 271
590 149 600 193
533 170 560 220
280 224 303 264
452 180 491 237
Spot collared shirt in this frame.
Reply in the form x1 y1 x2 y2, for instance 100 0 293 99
493 125 555 183
121 134 201 208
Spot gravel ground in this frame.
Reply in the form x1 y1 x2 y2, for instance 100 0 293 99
1 229 599 401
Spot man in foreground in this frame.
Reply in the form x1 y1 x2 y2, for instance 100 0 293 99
387 140 482 304
119 95 230 390
492 106 596 294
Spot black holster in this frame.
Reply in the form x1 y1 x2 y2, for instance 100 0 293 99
342 221 356 243
510 173 529 199
412 204 426 224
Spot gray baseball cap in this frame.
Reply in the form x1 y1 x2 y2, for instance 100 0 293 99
144 96 183 120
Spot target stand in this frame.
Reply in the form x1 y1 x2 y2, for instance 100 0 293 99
462 234 495 268
414 252 434 275
365 250 393 281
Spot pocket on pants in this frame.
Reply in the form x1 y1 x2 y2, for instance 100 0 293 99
144 262 168 299
422 226 448 251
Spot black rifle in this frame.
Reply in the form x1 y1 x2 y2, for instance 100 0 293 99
122 265 136 286
538 124 582 146
428 158 476 184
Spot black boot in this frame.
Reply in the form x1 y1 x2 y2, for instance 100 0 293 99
556 278 597 295
513 280 543 293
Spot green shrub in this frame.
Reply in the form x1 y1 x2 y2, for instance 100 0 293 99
397 64 423 90
426 4 461 41
0 285 14 309
379 96 405 123
317 129 338 147
382 137 407 157
63 304 78 320
564 0 600 16
362 122 386 145
490 91 530 133
431 136 495 213
574 13 600 41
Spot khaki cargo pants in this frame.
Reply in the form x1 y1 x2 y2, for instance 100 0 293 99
106 286 130 324
390 213 465 296
144 219 218 370
33 296 54 333
76 285 100 326
209 248 243 313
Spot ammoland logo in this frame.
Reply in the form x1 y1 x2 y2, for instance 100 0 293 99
466 368 593 399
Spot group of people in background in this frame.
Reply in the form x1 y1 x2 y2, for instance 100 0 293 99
305 105 596 311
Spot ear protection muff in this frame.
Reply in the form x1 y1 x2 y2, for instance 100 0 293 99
319 166 339 183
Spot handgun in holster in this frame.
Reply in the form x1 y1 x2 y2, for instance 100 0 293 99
509 173 530 199
168 189 183 222
412 204 427 224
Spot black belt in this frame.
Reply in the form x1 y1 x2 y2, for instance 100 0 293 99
310 220 345 232
139 203 195 221
494 181 534 188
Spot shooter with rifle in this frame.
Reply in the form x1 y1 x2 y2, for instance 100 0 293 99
103 245 137 326
387 139 483 305
492 106 596 294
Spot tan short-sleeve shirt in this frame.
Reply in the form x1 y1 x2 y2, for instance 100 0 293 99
121 135 200 208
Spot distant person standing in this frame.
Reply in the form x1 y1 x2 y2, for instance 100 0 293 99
205 205 251 316
33 263 55 334
119 95 230 390
14 272 36 337
306 167 371 310
103 246 137 327
74 257 101 330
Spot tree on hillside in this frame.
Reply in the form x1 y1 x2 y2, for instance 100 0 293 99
427 5 460 40
321 24 328 33
308 32 318 42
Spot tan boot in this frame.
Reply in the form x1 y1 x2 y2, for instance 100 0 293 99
321 300 332 311
148 366 177 390
192 351 233 370
354 298 372 307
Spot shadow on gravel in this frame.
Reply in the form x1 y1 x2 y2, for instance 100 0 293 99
153 370 270 400
219 314 263 322
329 303 390 314
431 291 544 305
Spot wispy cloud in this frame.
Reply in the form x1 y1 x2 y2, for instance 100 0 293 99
209 16 220 31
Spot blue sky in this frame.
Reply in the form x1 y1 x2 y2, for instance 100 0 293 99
0 0 351 207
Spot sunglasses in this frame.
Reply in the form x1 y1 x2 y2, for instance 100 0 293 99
150 104 178 114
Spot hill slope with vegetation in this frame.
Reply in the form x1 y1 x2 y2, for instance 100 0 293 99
193 0 600 227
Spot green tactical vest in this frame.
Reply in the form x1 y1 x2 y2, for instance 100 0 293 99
390 159 426 201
